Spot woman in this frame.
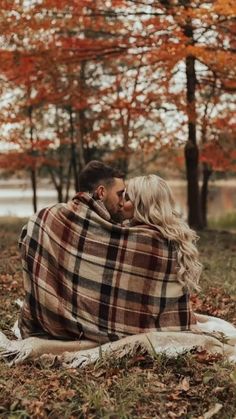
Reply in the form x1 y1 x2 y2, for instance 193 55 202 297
124 174 202 292
124 174 236 338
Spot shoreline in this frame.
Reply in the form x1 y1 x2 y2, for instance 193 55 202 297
0 178 235 189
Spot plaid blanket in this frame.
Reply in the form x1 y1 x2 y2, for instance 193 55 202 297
18 193 196 342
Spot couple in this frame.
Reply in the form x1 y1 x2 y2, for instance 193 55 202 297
1 160 236 365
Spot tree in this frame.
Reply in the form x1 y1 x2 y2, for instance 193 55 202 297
92 0 236 228
0 0 235 223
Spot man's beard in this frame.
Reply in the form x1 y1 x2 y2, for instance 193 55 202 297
110 211 124 224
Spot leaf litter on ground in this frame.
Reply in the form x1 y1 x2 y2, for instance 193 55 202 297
0 219 236 418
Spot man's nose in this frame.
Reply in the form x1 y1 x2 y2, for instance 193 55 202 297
119 199 124 208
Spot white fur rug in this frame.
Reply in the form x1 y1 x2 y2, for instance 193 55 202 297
0 314 236 368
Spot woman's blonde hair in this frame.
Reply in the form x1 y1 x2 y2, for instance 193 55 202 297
127 175 202 290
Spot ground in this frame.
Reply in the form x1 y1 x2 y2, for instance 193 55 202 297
0 217 236 419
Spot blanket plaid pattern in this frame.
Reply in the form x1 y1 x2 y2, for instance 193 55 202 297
18 193 196 342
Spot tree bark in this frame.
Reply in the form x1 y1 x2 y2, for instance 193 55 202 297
48 106 68 202
65 160 72 202
77 61 87 169
30 168 37 213
28 105 37 213
48 166 63 202
68 106 79 192
184 23 203 229
201 163 212 228
199 74 217 228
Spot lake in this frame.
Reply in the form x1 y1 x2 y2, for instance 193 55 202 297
0 179 235 219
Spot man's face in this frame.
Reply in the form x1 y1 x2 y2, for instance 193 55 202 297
102 178 126 222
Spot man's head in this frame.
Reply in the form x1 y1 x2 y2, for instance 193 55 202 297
78 160 125 222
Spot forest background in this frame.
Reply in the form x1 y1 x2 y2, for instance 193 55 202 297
0 0 235 229
0 2 236 417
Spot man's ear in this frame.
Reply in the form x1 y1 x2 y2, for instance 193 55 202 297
96 185 106 201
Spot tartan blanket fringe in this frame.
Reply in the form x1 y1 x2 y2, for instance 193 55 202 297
0 331 32 366
60 331 234 369
1 314 236 368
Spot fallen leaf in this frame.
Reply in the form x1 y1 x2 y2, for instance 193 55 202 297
203 372 214 384
230 369 236 383
177 376 190 391
203 403 223 419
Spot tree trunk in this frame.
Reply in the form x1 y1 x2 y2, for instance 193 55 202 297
77 61 86 169
28 105 37 213
30 168 37 213
184 24 203 229
65 160 72 202
121 121 130 175
48 166 63 202
68 106 79 192
184 140 201 228
199 75 216 229
201 163 212 228
47 106 68 202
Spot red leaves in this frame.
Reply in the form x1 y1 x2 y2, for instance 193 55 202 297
191 287 236 321
0 148 54 171
200 142 236 172
0 0 235 184
192 348 223 365
0 273 22 293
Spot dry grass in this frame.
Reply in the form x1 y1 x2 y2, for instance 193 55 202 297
0 218 236 419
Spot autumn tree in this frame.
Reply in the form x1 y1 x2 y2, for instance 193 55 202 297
0 0 235 224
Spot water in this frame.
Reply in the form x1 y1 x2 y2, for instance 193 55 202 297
170 180 236 220
0 190 58 217
0 179 235 219
0 182 59 217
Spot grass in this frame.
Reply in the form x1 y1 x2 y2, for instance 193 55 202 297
0 217 236 418
198 229 236 294
208 212 236 231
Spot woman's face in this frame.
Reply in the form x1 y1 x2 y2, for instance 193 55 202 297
122 193 134 220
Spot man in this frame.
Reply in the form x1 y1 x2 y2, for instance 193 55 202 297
18 161 126 340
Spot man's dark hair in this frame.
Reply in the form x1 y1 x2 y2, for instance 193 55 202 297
78 160 124 192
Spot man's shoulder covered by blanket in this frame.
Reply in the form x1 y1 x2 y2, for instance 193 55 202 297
18 193 196 342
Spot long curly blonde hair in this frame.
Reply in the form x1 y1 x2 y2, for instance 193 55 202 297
127 175 202 291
